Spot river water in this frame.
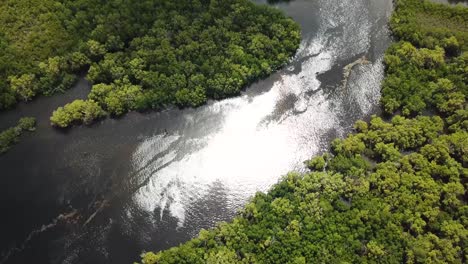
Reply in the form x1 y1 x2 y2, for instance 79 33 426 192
0 0 393 263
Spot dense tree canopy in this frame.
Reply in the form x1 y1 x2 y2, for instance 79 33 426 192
0 0 301 127
0 0 77 109
138 1 467 263
382 0 467 117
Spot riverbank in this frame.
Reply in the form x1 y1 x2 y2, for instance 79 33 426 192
0 117 35 154
0 0 301 129
138 0 467 263
0 1 393 263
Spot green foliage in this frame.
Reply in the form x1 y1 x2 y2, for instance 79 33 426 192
50 99 105 128
9 74 38 101
87 78 144 116
0 128 20 154
68 0 300 123
382 0 467 117
138 1 467 263
175 86 207 108
140 252 160 264
0 0 301 125
0 0 77 109
306 156 326 171
390 0 468 52
0 117 36 154
17 117 36 132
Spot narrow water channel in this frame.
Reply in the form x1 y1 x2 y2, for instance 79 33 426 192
0 0 393 263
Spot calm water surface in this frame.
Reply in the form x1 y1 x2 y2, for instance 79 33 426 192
0 0 393 263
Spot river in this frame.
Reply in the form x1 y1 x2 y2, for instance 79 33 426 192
0 0 393 263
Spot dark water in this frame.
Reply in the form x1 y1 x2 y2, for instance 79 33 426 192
0 0 393 263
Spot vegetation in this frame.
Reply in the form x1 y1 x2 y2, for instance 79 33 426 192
0 0 78 108
382 0 467 117
0 117 36 154
138 0 467 263
50 99 105 128
0 0 300 127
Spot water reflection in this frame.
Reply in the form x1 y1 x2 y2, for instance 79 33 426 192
0 0 393 263
131 0 391 233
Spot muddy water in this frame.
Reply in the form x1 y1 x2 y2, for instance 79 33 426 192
0 0 393 263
